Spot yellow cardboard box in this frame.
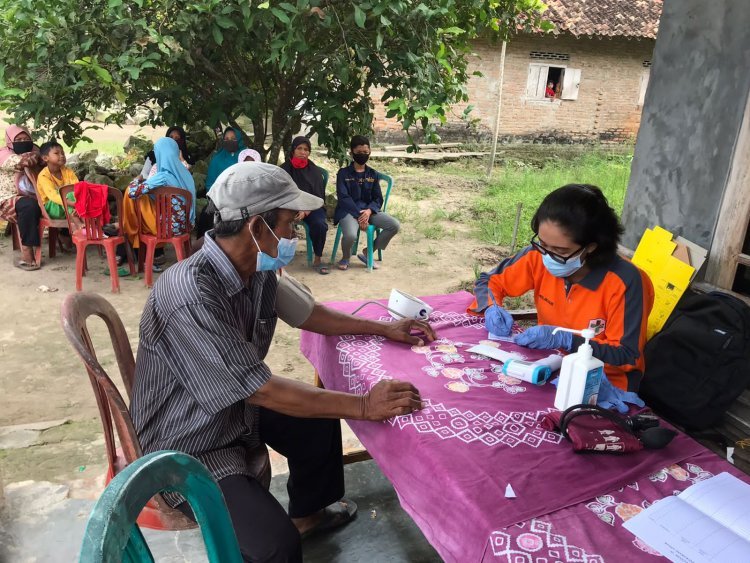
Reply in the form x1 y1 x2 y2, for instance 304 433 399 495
632 226 707 339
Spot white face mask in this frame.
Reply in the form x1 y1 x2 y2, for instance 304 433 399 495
249 216 299 271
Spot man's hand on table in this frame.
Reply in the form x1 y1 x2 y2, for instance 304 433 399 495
361 380 423 420
380 318 437 346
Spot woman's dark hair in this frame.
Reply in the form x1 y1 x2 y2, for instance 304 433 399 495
531 184 624 267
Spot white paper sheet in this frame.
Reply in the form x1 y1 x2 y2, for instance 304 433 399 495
623 472 750 562
465 344 521 364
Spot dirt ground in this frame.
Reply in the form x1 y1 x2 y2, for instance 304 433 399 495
0 154 513 485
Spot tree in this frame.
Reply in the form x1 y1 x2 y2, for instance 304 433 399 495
0 0 550 163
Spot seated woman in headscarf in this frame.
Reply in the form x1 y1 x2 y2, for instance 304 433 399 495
237 148 261 163
122 137 196 270
139 126 194 180
280 136 329 274
205 127 245 192
0 125 43 270
194 148 262 239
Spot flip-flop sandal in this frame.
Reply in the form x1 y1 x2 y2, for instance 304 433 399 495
357 253 379 269
314 264 330 275
104 266 131 277
15 260 40 271
337 260 349 271
301 498 358 540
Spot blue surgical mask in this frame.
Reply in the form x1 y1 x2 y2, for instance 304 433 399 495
542 251 585 278
250 217 299 271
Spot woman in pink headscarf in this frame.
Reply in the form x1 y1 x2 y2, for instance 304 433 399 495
0 125 43 270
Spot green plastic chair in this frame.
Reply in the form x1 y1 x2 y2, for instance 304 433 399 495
330 172 394 272
79 450 243 563
301 167 329 266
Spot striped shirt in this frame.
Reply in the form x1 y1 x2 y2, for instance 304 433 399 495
130 233 312 506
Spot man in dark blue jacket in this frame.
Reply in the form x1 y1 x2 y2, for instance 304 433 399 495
333 135 400 270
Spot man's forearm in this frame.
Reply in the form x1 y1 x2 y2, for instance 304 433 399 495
248 375 365 419
298 303 387 337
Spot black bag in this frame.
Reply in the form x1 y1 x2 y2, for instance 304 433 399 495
640 291 750 430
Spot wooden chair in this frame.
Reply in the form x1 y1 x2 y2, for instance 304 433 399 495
60 292 271 531
134 186 193 288
79 450 242 563
59 185 135 293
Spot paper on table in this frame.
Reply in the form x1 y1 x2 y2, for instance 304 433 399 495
466 344 522 364
623 472 750 563
488 332 515 342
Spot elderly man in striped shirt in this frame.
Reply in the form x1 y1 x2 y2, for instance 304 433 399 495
130 162 435 562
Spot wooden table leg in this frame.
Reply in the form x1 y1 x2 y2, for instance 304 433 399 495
314 370 372 465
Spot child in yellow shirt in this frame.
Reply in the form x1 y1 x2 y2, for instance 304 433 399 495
37 141 78 219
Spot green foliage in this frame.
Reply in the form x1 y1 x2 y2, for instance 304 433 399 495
0 0 549 162
473 152 632 245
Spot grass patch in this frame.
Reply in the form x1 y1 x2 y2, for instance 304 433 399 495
388 202 419 223
431 207 464 222
473 151 632 246
410 185 438 201
419 223 446 240
62 139 126 156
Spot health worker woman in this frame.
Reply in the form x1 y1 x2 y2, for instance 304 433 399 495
469 184 654 392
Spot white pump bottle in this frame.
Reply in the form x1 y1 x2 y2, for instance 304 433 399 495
552 327 604 411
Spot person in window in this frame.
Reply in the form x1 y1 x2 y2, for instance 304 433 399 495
280 136 329 274
545 81 556 99
0 125 42 270
333 135 400 271
469 184 654 392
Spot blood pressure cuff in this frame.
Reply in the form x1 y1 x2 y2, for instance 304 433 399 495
539 407 644 454
275 272 315 328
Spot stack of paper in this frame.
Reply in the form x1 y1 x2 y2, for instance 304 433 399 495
624 472 750 562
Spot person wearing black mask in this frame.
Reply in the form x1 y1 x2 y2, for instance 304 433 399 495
333 135 400 270
281 136 330 274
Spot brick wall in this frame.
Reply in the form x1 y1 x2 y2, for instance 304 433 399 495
372 33 655 143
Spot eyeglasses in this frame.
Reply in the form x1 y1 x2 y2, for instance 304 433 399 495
530 235 585 264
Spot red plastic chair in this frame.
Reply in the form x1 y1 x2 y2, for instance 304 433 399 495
135 186 193 288
60 292 272 531
59 185 135 293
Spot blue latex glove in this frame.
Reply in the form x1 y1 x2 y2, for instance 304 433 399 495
514 325 573 351
485 305 514 337
597 374 645 413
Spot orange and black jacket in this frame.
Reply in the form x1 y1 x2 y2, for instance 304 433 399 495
468 246 654 392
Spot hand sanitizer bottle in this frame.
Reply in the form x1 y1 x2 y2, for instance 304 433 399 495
552 328 604 411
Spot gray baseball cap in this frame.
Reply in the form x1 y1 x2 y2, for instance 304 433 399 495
208 162 323 221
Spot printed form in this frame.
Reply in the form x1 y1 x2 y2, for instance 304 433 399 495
624 472 750 562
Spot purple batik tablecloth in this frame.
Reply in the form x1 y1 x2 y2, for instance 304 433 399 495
484 449 750 562
299 292 714 562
